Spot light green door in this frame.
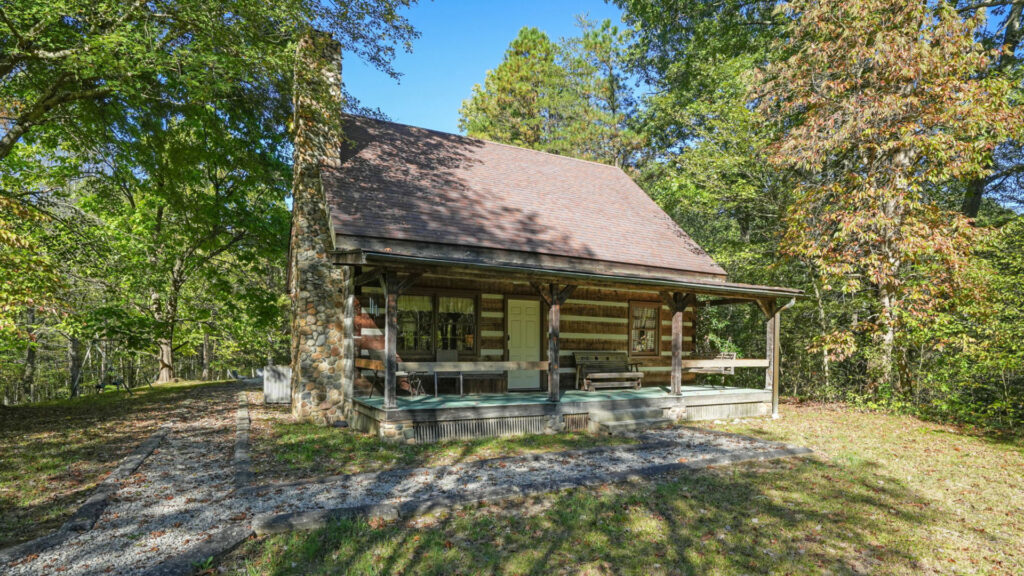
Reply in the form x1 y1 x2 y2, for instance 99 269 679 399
507 299 541 390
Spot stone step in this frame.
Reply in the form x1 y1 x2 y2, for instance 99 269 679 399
593 417 674 435
588 407 665 423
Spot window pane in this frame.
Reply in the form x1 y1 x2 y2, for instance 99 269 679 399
631 304 658 354
398 295 433 354
437 296 476 352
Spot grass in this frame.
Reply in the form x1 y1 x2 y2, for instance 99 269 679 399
249 397 637 479
0 379 235 549
223 402 1024 576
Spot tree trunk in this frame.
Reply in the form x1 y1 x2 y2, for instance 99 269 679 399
19 308 37 402
201 331 212 380
157 338 175 382
68 336 84 397
812 282 830 395
98 341 109 390
961 177 984 218
152 284 180 384
871 287 897 396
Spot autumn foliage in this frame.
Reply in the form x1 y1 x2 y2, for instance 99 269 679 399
759 0 1022 391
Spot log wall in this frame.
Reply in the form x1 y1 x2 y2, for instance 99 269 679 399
352 273 697 394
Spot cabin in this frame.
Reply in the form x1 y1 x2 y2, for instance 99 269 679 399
286 35 800 443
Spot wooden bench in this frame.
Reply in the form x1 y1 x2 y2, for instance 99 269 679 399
573 352 644 392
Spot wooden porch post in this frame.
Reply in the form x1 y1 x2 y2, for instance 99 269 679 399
671 303 684 396
547 284 561 402
763 299 780 418
533 282 576 403
662 292 695 396
383 271 399 410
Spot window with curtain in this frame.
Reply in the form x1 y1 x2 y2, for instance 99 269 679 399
629 301 660 356
397 295 433 354
436 296 476 352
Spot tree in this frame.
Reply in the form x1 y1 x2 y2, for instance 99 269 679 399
0 0 419 349
950 0 1024 217
0 0 418 161
459 21 643 167
558 18 645 167
459 27 567 149
759 0 1022 393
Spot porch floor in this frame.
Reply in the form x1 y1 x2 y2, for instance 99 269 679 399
355 385 761 411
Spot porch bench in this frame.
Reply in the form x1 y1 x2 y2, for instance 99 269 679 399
573 352 644 392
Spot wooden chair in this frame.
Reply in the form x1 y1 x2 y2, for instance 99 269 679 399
573 352 644 392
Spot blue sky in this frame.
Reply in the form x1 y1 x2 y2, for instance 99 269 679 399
344 0 625 135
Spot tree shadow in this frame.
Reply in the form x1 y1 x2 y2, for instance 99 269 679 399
0 380 247 548
241 453 939 575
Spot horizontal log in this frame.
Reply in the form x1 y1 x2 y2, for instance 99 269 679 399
558 339 627 352
560 320 628 334
479 317 504 332
560 303 628 318
481 298 505 312
479 337 505 350
398 361 549 372
355 358 384 370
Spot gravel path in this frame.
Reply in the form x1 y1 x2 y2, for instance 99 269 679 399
5 383 248 576
5 387 810 576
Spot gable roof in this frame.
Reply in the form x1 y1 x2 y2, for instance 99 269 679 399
322 115 727 280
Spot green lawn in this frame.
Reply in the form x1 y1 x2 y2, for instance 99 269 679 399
224 403 1024 576
249 397 636 479
0 379 235 548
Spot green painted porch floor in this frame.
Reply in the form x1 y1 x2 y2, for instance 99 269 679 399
354 385 759 411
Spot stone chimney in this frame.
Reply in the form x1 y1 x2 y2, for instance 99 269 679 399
288 31 352 425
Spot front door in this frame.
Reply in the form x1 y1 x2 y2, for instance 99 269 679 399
506 298 541 390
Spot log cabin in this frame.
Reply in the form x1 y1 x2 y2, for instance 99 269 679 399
287 34 800 443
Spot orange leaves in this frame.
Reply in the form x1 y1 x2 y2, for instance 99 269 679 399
760 0 1017 349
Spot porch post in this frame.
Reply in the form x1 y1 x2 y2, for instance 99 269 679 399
764 299 780 418
383 271 399 410
671 302 684 396
662 292 695 396
532 282 575 403
547 284 561 403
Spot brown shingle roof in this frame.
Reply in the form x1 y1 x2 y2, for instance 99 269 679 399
322 116 726 278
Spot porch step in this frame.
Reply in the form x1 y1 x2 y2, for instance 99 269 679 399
592 417 674 435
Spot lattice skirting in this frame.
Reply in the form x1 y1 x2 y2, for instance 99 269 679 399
683 402 769 421
414 415 565 443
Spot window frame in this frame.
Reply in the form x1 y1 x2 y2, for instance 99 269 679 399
628 300 662 357
396 288 481 360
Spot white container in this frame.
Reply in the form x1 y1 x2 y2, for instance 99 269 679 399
263 365 292 404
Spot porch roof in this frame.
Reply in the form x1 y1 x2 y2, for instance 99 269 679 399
334 246 802 300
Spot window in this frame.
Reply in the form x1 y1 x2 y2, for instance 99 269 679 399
368 292 478 357
436 296 476 352
629 301 660 356
397 295 433 354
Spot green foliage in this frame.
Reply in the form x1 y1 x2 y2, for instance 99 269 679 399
459 20 643 167
1 0 419 400
617 0 1023 429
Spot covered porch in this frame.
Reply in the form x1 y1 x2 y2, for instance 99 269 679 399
338 248 799 442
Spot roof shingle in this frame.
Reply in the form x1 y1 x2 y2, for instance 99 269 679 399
322 116 726 278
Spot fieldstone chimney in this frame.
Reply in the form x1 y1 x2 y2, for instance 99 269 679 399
288 31 352 424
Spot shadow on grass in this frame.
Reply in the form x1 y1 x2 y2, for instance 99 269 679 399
0 380 242 548
233 454 936 576
253 411 635 479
